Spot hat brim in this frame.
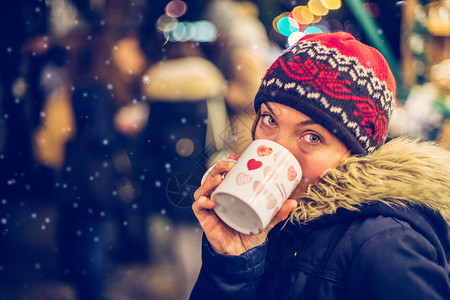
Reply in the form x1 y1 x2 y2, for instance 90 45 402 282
254 90 367 155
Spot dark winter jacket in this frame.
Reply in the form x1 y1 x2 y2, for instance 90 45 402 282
190 138 450 299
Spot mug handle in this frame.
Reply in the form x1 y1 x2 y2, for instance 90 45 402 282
201 158 237 185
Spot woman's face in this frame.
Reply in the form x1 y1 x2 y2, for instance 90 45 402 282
254 102 349 198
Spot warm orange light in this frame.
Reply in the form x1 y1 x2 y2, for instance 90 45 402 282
308 0 329 16
427 0 450 36
292 6 314 24
312 14 322 24
321 0 342 10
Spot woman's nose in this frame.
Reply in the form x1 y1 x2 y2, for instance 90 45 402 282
273 132 295 153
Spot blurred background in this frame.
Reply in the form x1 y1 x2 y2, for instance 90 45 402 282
0 0 449 299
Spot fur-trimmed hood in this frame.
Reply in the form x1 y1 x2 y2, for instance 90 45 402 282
292 137 450 226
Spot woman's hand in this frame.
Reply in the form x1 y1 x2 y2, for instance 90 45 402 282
192 154 298 256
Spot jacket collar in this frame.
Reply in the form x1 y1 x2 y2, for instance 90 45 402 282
290 137 450 226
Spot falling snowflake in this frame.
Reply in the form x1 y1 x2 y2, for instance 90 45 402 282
142 75 151 84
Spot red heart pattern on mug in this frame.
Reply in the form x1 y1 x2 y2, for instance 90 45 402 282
257 145 273 157
266 193 277 209
236 172 252 185
247 159 262 171
287 165 297 181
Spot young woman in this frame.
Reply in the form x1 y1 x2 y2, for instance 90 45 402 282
190 32 450 299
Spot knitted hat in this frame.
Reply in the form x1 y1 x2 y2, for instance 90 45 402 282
254 32 396 155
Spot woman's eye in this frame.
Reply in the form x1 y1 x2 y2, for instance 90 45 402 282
262 114 276 126
304 133 322 144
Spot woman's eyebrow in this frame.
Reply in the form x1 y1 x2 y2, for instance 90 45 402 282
261 105 317 127
297 119 317 127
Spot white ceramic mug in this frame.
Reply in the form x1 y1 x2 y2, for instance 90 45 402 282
203 139 302 235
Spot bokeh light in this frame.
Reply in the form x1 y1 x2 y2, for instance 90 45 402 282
363 2 380 18
158 0 215 43
321 0 342 10
165 0 187 18
308 0 329 16
164 20 217 42
176 138 194 157
314 22 330 33
156 14 178 33
292 6 314 25
195 20 217 42
328 19 344 31
272 12 290 33
277 17 299 37
170 22 187 41
344 20 361 39
182 22 195 41
427 0 450 36
288 31 306 46
312 14 322 24
304 26 323 34
272 0 342 46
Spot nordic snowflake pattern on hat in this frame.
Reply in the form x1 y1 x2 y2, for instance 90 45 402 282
255 33 396 155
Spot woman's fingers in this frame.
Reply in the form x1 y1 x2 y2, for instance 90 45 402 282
192 195 216 214
194 174 221 200
194 160 236 199
228 153 240 160
209 160 235 178
192 194 221 235
193 159 237 217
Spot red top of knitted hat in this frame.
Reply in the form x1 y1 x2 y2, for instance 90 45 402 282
297 32 396 97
